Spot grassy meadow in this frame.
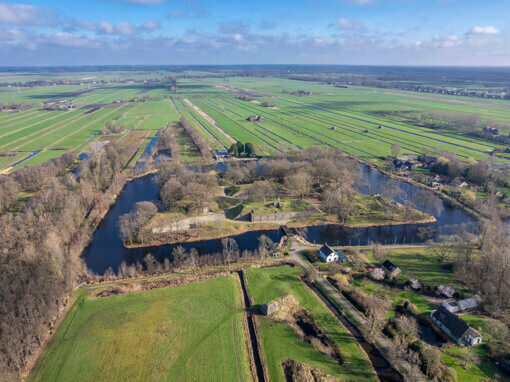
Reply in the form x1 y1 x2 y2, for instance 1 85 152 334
29 276 252 382
3 75 510 173
245 265 376 382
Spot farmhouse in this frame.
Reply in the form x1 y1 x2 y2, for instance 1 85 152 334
319 244 339 263
442 296 480 313
214 150 231 160
431 306 482 346
382 260 401 279
43 99 72 110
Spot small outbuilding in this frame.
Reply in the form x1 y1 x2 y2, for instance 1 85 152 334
442 296 480 313
431 306 482 346
261 302 279 316
382 260 401 279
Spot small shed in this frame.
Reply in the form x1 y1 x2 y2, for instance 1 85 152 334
337 250 348 264
442 296 480 313
382 260 401 279
261 302 278 316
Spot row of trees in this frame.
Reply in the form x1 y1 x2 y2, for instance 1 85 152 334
101 234 278 279
180 116 211 157
0 145 129 380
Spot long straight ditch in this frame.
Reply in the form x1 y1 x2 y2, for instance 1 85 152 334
237 271 266 382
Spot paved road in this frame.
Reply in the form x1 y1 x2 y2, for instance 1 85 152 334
289 240 425 382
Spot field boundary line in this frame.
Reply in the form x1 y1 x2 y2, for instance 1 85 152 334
47 104 129 150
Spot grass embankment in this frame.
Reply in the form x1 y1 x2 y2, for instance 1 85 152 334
29 275 251 382
245 265 376 382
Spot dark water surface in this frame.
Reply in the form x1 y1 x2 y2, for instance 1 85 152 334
83 164 475 274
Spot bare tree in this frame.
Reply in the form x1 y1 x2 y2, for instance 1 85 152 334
365 295 390 342
222 238 239 268
160 179 184 209
284 171 312 199
248 180 276 202
372 243 386 264
428 235 455 263
391 143 402 158
258 235 277 257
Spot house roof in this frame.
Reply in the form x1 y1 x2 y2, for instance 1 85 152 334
382 260 398 272
432 306 470 339
336 250 347 260
458 297 479 311
319 244 335 256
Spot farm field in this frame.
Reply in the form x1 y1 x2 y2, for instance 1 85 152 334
245 265 376 382
2 75 510 173
29 275 252 382
0 85 181 172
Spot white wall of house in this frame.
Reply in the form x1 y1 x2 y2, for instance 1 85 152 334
319 250 338 263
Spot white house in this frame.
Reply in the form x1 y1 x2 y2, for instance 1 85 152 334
319 244 338 263
431 306 482 346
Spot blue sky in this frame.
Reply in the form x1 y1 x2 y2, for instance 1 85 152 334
0 0 509 66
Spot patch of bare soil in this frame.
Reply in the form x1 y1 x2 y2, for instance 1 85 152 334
268 296 343 366
282 359 340 382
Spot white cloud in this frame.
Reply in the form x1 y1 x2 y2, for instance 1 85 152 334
0 2 52 26
337 17 364 30
468 25 500 36
76 20 158 35
49 32 96 48
140 19 160 31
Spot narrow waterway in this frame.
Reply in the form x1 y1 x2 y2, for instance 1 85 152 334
82 164 475 274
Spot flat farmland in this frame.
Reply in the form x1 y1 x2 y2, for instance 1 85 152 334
29 276 252 382
0 85 182 171
3 77 510 172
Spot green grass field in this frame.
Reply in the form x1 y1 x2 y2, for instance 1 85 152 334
365 247 463 288
3 76 510 173
245 265 376 381
29 276 251 382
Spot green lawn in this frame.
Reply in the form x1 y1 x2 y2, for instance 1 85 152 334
245 265 376 381
350 279 437 317
244 197 313 214
366 248 463 289
30 276 251 382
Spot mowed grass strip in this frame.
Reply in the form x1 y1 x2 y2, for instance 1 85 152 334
245 266 376 382
30 275 251 382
